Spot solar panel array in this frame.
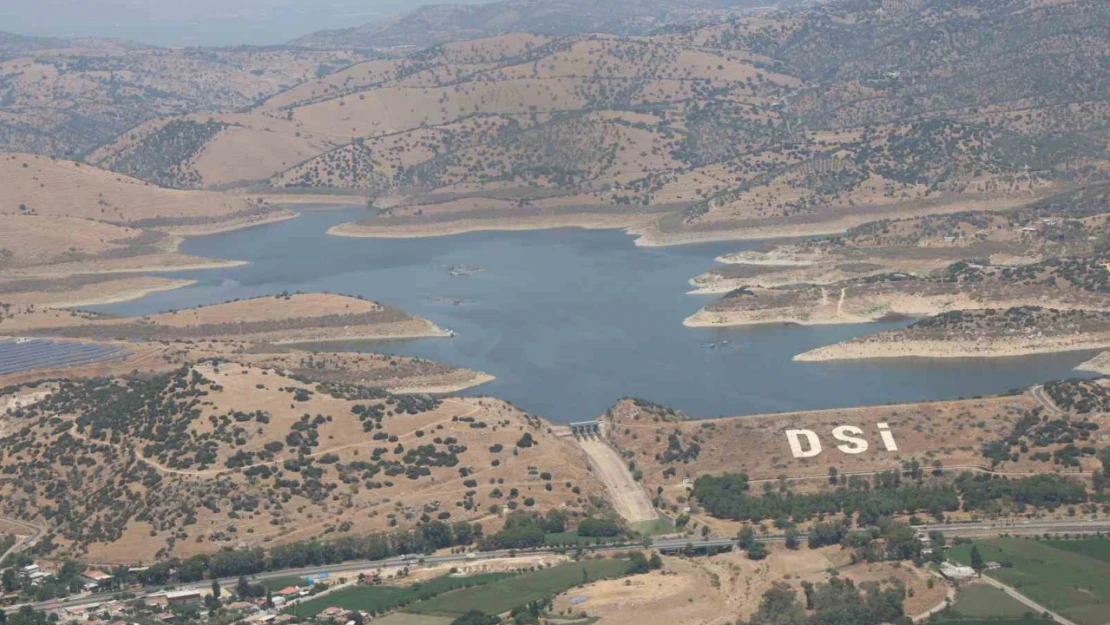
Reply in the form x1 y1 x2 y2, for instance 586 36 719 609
0 339 129 375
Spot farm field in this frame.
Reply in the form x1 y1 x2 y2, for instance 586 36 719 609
950 537 1110 625
404 559 632 618
291 573 512 617
1043 538 1110 563
935 621 1053 625
950 584 1033 619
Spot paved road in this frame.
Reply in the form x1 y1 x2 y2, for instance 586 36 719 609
18 517 1110 614
979 575 1077 625
1032 385 1065 416
0 516 42 566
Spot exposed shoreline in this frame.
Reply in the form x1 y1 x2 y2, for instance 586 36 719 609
326 213 655 241
794 334 1110 362
1076 352 1110 375
682 308 878 328
272 323 453 345
386 372 496 395
46 279 199 309
163 209 300 237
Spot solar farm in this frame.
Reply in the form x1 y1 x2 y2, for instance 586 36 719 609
0 338 128 376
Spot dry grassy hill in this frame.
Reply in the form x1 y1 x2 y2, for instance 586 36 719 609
0 361 604 563
0 41 365 157
0 293 449 344
604 392 1104 518
686 254 1110 328
796 306 1110 361
0 154 292 234
691 184 1110 293
4 1 1100 247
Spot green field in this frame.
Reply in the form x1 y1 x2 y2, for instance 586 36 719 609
1044 538 1110 563
261 576 309 591
405 559 631 617
363 614 453 625
289 573 511 617
630 518 676 536
951 584 1033 618
950 537 1110 625
934 620 1053 625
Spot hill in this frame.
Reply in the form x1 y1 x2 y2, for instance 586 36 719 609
0 362 602 563
0 40 365 157
0 293 449 343
291 0 796 50
796 306 1110 361
0 154 291 234
0 1 1099 248
691 184 1110 293
686 253 1110 328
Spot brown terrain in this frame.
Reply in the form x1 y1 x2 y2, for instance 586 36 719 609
553 546 944 624
602 393 1105 517
691 187 1110 294
0 293 490 395
0 361 602 564
0 293 447 343
1079 352 1110 376
45 0 1103 248
685 255 1110 329
796 307 1110 361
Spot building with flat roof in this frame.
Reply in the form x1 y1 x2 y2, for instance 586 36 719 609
939 562 976 580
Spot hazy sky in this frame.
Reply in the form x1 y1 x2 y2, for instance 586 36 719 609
0 0 494 46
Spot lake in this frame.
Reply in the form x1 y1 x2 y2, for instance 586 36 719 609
92 208 1099 422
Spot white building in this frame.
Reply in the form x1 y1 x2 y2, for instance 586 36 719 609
939 562 976 580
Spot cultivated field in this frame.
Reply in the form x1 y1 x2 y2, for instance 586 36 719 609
950 537 1110 625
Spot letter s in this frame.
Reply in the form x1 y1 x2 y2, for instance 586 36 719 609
832 425 868 454
786 429 822 458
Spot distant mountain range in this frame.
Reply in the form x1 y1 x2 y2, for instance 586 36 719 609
291 0 804 49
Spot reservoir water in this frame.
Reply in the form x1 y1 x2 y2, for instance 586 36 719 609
93 208 1099 422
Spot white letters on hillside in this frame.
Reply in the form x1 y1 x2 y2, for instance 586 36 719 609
832 425 868 454
786 423 898 458
877 422 899 451
785 429 822 458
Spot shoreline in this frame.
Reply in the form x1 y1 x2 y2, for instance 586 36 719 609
326 213 655 241
272 323 453 345
163 209 300 237
794 336 1110 362
1077 352 1110 375
45 279 199 309
4 259 249 279
682 309 877 328
385 372 496 395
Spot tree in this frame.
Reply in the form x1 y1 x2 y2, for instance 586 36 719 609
236 575 250 598
784 528 800 550
450 610 499 625
748 542 768 560
747 583 806 625
828 467 839 485
211 579 221 601
970 545 985 575
737 525 756 550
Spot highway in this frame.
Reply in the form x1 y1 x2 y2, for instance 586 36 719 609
17 517 1110 614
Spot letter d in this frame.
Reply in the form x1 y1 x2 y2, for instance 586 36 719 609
786 429 822 458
